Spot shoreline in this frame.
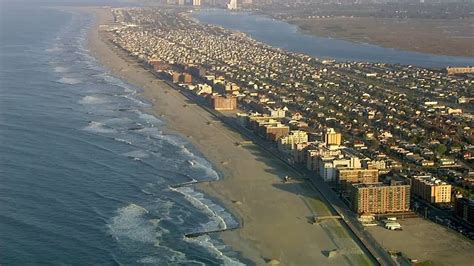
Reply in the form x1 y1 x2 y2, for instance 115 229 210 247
287 17 474 58
85 7 373 265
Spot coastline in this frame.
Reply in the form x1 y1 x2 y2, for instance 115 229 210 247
287 17 474 58
86 7 372 266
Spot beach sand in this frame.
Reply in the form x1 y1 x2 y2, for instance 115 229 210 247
86 7 371 265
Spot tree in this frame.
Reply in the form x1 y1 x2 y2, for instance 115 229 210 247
434 144 447 157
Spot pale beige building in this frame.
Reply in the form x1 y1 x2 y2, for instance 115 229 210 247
411 175 452 204
324 128 342 146
278 130 308 151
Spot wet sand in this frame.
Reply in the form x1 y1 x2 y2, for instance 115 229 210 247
86 7 371 265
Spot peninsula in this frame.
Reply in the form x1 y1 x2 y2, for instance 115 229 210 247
87 6 474 266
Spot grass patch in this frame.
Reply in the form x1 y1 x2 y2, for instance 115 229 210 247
332 225 349 239
305 197 332 216
415 260 443 266
350 253 373 266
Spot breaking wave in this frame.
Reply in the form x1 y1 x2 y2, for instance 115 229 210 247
57 77 82 85
83 121 116 134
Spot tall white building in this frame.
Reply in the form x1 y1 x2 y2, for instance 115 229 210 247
227 0 239 10
193 0 201 6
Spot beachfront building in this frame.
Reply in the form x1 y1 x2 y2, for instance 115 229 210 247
411 175 452 204
277 130 308 152
195 84 213 95
349 183 411 214
324 128 342 147
454 197 474 226
260 123 290 141
306 145 341 171
337 168 379 185
318 156 362 182
210 95 237 111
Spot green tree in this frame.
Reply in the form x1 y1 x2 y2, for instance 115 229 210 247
434 144 447 157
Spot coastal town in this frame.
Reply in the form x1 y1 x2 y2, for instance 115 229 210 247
105 7 473 264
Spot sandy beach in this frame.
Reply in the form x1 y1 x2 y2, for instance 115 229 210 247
86 7 371 265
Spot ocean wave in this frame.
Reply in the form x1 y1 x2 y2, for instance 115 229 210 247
53 66 69 73
78 95 109 105
46 46 64 53
180 146 220 181
137 246 200 265
57 77 82 85
114 138 133 145
108 203 162 244
185 235 245 266
83 121 116 134
123 150 150 160
137 112 164 125
170 186 236 232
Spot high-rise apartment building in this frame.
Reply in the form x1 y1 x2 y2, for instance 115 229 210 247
278 130 308 151
454 197 474 226
411 175 452 204
349 183 411 214
337 168 379 185
324 128 342 146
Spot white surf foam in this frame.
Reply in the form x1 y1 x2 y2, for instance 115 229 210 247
137 246 199 265
46 46 63 53
137 112 164 125
114 138 132 145
78 95 109 105
180 146 220 181
53 66 69 73
170 186 228 232
123 150 150 159
57 77 82 85
108 203 162 244
83 121 116 134
185 235 245 266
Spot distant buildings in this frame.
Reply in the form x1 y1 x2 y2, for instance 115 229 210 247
446 66 474 75
350 183 411 214
411 175 452 204
264 107 286 118
227 0 239 9
172 72 192 84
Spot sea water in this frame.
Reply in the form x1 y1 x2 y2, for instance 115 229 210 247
0 4 245 265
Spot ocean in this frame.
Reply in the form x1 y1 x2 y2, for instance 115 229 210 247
0 4 245 265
